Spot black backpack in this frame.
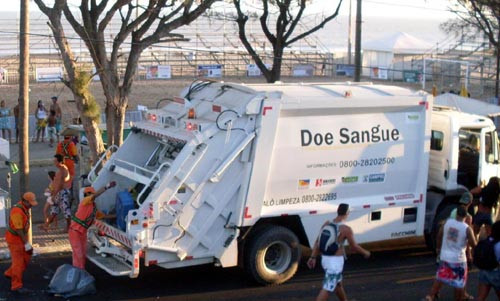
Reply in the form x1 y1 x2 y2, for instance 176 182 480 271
318 223 339 256
473 236 499 270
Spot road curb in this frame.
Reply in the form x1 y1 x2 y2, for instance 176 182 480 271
29 159 53 167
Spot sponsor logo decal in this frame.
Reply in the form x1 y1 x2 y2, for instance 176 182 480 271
341 176 358 183
406 113 420 124
363 173 385 183
298 179 310 189
314 178 336 188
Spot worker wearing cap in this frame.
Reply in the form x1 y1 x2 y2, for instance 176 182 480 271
4 192 37 293
69 182 116 269
450 192 473 225
55 133 78 179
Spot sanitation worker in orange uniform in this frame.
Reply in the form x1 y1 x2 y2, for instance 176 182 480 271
55 133 78 179
69 182 115 269
4 192 38 294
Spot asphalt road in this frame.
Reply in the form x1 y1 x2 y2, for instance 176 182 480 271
0 247 498 301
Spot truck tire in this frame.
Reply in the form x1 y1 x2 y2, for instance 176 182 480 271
430 204 456 254
245 225 301 285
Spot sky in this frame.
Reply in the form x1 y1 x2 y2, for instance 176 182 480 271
5 0 456 20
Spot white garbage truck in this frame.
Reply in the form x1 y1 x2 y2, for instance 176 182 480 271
85 80 433 284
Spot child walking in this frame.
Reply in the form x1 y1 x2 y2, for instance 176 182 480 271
41 171 58 230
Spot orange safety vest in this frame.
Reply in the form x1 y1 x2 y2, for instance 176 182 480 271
57 141 76 177
6 202 30 245
71 205 97 230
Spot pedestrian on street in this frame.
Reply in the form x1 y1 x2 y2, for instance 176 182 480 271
308 203 371 301
42 154 72 232
49 96 62 141
34 100 48 143
470 176 500 238
426 205 477 301
475 221 500 300
3 192 38 294
0 100 11 142
69 181 116 269
41 171 58 230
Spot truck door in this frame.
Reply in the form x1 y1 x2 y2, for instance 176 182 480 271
479 129 500 185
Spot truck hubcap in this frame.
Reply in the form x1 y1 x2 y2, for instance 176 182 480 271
263 241 291 274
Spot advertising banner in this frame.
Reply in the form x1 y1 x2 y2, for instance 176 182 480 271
197 64 222 78
146 65 172 79
292 64 314 77
247 64 271 77
336 64 355 77
36 67 64 82
403 70 422 83
260 109 425 215
370 67 388 80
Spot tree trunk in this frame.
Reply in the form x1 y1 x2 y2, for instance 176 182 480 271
270 48 283 83
78 105 104 164
101 74 120 147
113 103 127 146
105 104 115 147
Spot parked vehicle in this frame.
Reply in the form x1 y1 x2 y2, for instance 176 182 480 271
85 80 494 285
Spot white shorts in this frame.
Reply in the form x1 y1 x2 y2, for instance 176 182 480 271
321 255 344 292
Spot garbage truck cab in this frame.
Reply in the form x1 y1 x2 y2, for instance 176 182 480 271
425 106 500 247
85 81 431 285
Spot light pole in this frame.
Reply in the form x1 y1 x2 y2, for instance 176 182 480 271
19 0 31 243
354 0 362 82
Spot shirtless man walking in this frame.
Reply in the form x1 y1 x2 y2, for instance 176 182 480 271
42 154 72 232
308 203 371 301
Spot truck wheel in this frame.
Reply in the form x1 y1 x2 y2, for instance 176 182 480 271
245 225 301 285
430 204 456 254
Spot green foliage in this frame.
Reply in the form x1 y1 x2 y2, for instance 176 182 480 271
74 68 100 123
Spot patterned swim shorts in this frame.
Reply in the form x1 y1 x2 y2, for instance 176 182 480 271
322 271 343 292
436 260 468 288
52 189 72 219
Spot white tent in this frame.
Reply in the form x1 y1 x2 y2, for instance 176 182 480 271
435 93 500 117
362 32 433 79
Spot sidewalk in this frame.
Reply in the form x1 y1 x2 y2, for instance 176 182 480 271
0 140 71 260
7 140 57 167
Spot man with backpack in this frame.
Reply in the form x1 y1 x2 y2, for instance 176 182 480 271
475 221 500 300
307 203 371 301
426 206 477 301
